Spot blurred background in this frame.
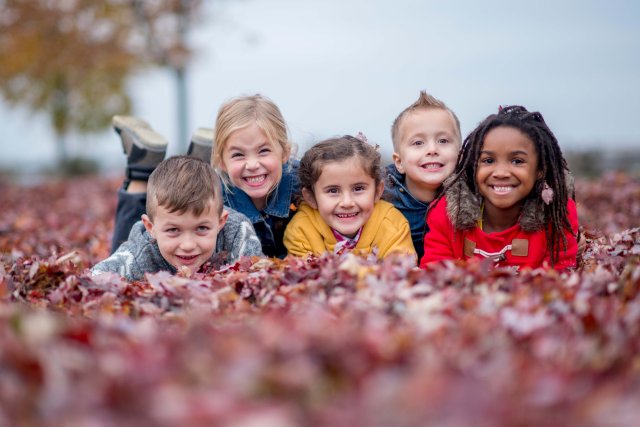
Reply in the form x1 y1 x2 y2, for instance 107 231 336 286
1 0 639 180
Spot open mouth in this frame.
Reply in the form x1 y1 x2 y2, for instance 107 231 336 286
421 162 444 170
491 185 515 194
243 175 267 187
336 212 359 219
176 254 199 265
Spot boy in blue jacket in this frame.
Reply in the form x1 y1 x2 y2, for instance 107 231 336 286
383 91 462 259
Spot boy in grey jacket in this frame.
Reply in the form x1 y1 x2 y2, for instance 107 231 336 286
92 156 262 280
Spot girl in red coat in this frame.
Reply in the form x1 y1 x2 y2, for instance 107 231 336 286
420 106 579 271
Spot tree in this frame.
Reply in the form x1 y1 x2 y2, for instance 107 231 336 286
0 0 139 165
0 0 206 165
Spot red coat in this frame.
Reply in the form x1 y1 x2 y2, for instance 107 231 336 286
420 197 579 271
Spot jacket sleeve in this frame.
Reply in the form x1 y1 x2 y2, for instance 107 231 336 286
420 198 456 269
547 199 579 271
91 240 144 281
219 209 263 262
283 210 315 257
377 208 417 261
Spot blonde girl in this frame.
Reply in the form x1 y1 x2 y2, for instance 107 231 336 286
212 94 300 258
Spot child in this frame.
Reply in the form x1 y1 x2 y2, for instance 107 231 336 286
211 94 300 258
420 106 579 271
110 94 299 259
384 91 462 260
93 156 262 280
283 135 416 260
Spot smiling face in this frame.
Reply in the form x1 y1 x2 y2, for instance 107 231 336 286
476 126 539 227
304 157 384 238
220 122 290 210
392 108 460 202
142 199 228 274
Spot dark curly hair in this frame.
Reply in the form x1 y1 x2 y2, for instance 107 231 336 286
298 135 382 194
438 105 574 266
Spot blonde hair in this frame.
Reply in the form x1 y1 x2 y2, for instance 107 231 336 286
391 90 461 151
146 156 223 220
212 94 291 186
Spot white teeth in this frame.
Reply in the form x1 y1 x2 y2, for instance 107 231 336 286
245 175 266 183
422 163 443 169
493 186 513 193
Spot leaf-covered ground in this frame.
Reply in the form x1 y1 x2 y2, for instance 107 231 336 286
1 173 639 427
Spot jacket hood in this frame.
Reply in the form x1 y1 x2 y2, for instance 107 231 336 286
443 172 574 232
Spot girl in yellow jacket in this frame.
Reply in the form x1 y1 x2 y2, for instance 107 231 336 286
283 135 416 261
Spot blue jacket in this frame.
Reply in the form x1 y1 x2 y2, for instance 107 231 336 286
222 160 300 258
383 164 430 260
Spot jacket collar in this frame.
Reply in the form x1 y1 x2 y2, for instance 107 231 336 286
443 176 545 232
384 164 429 208
223 161 298 223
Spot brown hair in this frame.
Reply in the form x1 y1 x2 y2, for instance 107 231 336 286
299 135 382 194
391 90 461 150
211 94 291 185
146 156 223 220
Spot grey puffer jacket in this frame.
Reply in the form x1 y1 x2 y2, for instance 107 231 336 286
91 208 262 281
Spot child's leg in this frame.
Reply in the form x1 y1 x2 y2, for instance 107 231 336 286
186 127 214 163
111 186 148 252
110 116 167 253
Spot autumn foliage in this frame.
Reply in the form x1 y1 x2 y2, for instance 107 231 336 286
1 173 639 426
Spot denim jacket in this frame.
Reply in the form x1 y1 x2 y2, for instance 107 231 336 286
382 163 430 260
222 160 300 258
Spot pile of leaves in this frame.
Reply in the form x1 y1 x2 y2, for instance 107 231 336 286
1 174 639 426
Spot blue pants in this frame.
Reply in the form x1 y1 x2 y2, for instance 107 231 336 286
111 187 147 253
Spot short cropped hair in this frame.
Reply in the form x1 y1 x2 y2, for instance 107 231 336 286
391 90 462 151
146 156 223 220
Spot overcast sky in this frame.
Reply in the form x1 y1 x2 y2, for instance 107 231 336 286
2 0 639 172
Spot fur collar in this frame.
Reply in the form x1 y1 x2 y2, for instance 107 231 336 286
443 176 548 232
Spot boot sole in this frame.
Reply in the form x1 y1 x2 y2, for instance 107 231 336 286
113 116 168 152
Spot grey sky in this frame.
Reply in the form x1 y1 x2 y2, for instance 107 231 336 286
1 0 639 172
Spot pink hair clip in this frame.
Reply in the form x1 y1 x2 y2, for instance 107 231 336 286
355 132 379 152
355 131 369 143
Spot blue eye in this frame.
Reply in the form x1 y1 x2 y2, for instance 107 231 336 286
438 138 449 144
412 140 424 146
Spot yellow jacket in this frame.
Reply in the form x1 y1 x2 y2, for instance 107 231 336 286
284 200 416 260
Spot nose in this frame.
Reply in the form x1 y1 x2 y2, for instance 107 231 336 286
245 156 259 170
180 234 196 251
491 162 511 179
340 192 355 208
424 141 439 156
